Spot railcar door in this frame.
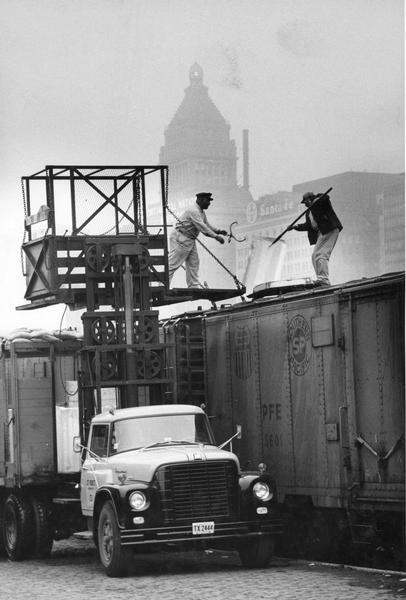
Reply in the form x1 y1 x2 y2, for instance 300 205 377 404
257 298 345 508
345 284 404 503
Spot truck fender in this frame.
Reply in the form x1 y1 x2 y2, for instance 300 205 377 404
93 487 122 532
239 472 276 494
238 473 278 518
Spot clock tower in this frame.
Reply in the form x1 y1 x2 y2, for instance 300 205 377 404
159 63 253 288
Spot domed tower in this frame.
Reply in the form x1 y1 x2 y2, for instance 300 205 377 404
159 63 253 289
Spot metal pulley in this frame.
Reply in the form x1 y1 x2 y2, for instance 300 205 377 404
110 246 151 275
86 245 110 272
135 351 162 379
91 319 116 345
134 316 156 343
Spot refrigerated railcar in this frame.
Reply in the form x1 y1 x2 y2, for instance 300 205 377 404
163 272 405 567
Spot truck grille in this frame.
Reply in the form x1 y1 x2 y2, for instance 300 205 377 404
155 460 239 523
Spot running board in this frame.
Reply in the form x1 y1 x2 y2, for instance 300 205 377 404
73 531 93 540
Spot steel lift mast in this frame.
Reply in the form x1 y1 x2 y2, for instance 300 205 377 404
17 165 242 443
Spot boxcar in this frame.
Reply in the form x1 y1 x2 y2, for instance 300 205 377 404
163 272 405 568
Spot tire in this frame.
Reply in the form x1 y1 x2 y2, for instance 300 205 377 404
238 535 275 569
98 501 131 577
3 494 34 561
92 520 99 550
31 497 53 558
0 497 6 557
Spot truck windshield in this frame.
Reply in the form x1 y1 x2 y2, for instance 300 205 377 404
109 413 215 455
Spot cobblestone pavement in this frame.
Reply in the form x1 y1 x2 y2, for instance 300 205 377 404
0 538 405 600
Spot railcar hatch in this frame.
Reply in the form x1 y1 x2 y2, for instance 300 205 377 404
250 278 317 299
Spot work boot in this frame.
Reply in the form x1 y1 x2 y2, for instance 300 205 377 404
313 280 330 287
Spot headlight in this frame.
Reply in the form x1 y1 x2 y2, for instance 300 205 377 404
129 491 148 511
252 481 273 501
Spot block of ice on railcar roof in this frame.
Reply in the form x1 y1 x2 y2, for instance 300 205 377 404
243 237 287 295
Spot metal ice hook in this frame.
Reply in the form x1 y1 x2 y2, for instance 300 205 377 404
227 221 246 243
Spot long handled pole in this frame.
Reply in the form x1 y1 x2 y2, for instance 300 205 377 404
270 187 333 247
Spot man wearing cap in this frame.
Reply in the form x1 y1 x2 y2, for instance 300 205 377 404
168 192 227 288
289 191 342 286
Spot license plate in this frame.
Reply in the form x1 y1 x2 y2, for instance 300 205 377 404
192 521 215 535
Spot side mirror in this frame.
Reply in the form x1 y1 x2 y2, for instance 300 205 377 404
219 425 243 450
73 436 82 453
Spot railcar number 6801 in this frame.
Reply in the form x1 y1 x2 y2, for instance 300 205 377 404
264 433 283 448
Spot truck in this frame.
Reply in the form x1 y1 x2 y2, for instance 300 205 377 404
2 163 285 575
0 337 282 576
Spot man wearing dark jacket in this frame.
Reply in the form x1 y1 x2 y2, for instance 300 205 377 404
290 191 342 286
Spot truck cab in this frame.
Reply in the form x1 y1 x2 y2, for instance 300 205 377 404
80 404 282 577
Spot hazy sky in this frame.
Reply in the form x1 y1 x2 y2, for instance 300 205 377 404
0 0 404 331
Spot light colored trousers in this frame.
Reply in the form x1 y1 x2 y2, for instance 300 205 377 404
168 230 200 288
312 228 340 285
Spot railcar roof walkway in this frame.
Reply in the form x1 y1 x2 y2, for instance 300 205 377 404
152 286 246 306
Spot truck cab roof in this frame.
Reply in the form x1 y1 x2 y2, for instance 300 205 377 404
91 404 204 424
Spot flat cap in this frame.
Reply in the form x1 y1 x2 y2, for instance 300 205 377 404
196 192 213 200
301 192 316 203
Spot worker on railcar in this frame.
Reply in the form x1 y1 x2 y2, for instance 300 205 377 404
288 191 342 287
168 192 227 288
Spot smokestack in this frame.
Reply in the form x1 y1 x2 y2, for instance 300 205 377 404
242 129 249 190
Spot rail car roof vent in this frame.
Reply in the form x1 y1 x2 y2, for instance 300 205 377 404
249 278 316 299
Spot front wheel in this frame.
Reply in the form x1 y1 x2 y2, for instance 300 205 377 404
238 535 275 568
3 494 34 560
0 496 6 556
98 501 132 577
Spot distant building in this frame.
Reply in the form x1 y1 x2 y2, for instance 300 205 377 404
235 171 404 287
378 177 405 273
159 63 253 289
